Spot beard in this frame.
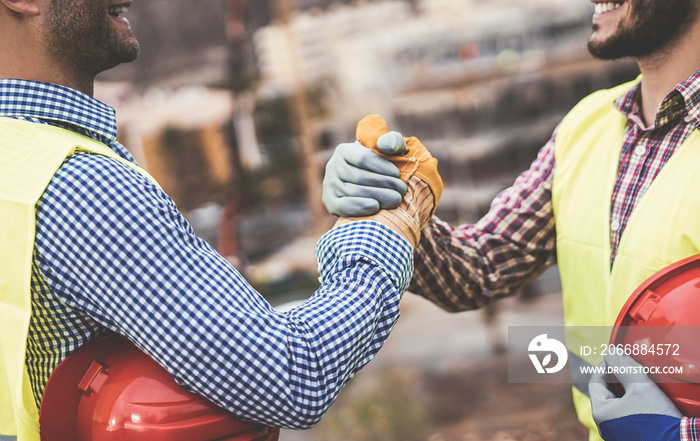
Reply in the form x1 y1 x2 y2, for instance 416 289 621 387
588 0 696 60
43 0 139 75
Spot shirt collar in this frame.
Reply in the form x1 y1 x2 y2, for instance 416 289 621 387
0 78 118 144
614 70 700 129
675 69 700 124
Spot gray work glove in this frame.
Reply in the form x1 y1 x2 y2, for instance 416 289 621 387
589 352 682 441
322 132 408 217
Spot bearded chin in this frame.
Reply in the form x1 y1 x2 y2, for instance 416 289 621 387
589 26 679 61
588 0 696 61
44 0 140 76
111 30 140 65
587 27 640 60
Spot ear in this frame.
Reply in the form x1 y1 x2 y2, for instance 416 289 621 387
0 0 40 16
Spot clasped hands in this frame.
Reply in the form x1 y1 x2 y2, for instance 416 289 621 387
323 115 443 248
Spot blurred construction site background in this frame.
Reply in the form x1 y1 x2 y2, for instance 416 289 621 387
98 1 639 438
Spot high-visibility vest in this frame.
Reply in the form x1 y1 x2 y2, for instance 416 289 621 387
553 78 700 440
0 117 158 440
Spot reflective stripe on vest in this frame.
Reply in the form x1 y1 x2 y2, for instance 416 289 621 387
0 117 158 440
552 78 700 440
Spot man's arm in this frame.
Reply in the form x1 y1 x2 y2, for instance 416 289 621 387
323 131 558 311
409 137 556 310
34 152 413 429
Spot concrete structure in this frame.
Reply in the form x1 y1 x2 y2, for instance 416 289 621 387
253 0 593 123
252 0 639 224
95 83 237 211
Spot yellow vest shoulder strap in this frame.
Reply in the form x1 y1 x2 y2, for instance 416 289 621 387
0 117 155 440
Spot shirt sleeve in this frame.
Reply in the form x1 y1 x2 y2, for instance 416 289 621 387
682 417 699 440
408 132 558 311
34 152 413 429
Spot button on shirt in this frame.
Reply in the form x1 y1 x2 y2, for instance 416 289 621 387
0 79 413 429
407 72 700 435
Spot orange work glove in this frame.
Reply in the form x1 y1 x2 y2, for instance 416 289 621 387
335 115 443 248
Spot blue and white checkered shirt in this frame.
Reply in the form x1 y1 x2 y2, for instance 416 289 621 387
0 79 413 429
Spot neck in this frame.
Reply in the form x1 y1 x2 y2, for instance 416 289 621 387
0 70 96 96
0 31 96 96
0 55 96 96
636 20 700 127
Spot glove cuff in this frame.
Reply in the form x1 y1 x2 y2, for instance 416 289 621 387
599 414 680 441
335 208 419 248
680 417 695 441
333 174 437 248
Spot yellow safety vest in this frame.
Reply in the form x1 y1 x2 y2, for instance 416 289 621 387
0 117 158 440
553 79 700 440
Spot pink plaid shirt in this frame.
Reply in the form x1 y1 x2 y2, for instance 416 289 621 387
683 417 698 440
409 70 700 434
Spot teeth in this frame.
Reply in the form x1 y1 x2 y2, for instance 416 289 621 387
594 2 623 14
108 6 127 17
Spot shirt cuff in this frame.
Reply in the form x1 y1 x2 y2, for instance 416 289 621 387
681 416 696 441
316 220 414 294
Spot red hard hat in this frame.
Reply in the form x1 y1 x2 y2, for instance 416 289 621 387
39 334 280 441
611 254 700 416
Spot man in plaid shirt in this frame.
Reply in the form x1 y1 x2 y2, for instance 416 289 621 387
323 0 700 439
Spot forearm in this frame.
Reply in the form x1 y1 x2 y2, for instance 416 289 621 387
409 138 558 311
409 217 554 311
129 222 409 428
262 221 412 426
178 223 409 428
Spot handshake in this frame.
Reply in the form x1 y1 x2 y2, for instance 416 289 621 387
322 115 443 248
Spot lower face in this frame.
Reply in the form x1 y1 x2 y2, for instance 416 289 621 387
588 0 696 60
42 0 139 75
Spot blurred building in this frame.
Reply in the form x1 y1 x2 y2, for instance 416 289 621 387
254 0 596 120
252 0 639 224
96 84 236 208
94 0 641 293
98 0 230 88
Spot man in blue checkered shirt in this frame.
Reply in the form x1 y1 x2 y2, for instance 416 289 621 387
0 0 441 438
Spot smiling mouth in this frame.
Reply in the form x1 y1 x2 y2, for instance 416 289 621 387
594 2 624 14
108 5 128 17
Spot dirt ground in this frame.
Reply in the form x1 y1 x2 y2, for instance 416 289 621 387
285 355 590 441
279 287 591 441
